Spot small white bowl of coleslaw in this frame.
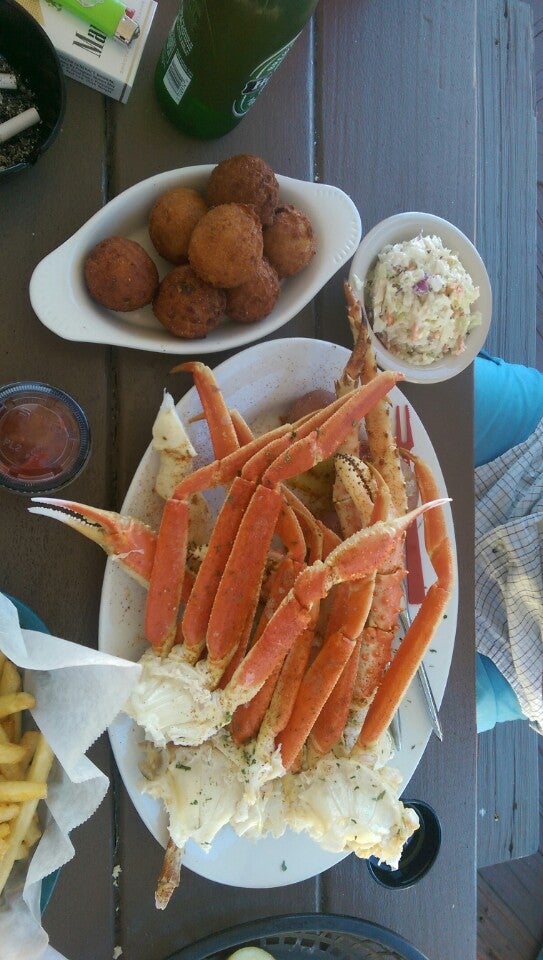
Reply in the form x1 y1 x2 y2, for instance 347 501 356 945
348 212 492 384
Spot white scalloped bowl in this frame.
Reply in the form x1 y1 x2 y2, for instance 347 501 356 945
348 212 492 384
29 166 362 356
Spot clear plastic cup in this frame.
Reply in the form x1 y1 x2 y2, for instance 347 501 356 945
0 381 91 494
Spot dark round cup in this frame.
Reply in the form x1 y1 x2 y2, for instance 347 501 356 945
0 0 66 177
0 381 91 494
367 800 442 889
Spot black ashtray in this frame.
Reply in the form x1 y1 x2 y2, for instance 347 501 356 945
367 800 441 889
0 0 66 177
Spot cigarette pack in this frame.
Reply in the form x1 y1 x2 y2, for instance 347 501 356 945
15 0 157 103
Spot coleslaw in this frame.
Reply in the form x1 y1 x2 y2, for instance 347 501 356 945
366 234 481 365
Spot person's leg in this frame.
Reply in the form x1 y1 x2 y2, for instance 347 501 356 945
474 352 543 466
474 352 543 733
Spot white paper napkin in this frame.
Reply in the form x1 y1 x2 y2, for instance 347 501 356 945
0 592 142 960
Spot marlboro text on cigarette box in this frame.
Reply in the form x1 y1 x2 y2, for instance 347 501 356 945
15 0 157 103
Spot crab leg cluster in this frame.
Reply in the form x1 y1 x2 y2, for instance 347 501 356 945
30 293 454 773
29 288 458 909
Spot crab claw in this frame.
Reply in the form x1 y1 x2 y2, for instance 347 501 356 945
29 498 157 586
227 498 450 705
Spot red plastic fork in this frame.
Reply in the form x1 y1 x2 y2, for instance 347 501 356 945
395 404 426 604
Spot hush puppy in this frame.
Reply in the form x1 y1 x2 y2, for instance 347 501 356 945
149 187 208 264
225 259 280 324
188 203 263 289
84 236 159 311
263 204 317 278
153 264 226 339
206 154 279 226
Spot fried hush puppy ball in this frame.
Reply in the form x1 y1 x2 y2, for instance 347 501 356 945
263 203 317 279
153 264 226 339
225 259 280 324
148 187 208 264
188 203 263 289
206 154 279 226
84 236 159 312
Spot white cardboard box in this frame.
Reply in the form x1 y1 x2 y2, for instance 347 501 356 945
16 0 157 102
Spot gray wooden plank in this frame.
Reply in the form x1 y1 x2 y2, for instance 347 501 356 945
477 0 537 365
477 722 540 866
477 884 540 960
110 3 322 955
0 79 116 958
315 4 478 959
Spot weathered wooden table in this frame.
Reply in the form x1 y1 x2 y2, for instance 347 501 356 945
0 1 537 958
475 0 540 869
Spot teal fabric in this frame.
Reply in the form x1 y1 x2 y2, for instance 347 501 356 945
476 653 525 732
474 353 543 468
474 353 543 732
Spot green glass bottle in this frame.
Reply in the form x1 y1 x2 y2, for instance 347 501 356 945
155 0 319 139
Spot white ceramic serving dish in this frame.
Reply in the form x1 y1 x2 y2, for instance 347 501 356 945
99 338 458 889
348 211 492 384
29 166 362 356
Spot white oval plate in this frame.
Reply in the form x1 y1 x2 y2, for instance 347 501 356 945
30 167 362 356
349 212 492 384
99 337 458 888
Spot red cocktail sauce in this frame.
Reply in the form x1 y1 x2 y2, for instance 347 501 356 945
0 383 90 493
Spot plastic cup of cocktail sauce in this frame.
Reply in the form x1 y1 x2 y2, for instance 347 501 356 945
0 382 91 494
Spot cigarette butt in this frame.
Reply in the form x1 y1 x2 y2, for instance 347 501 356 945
0 107 40 144
0 74 17 90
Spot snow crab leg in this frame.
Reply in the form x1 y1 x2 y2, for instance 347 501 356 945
358 452 454 746
307 456 391 756
333 286 411 734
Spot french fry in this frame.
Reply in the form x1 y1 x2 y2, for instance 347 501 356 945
0 780 48 803
0 661 22 742
0 693 36 721
0 661 21 695
23 813 41 849
0 727 37 780
0 743 27 764
0 655 53 896
0 804 19 823
14 842 29 861
0 733 54 895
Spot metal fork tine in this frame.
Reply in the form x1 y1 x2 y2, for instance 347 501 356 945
396 403 442 738
400 603 443 741
389 709 402 752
